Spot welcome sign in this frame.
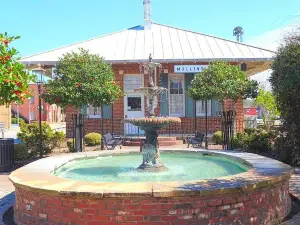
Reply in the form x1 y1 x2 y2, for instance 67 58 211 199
174 65 208 73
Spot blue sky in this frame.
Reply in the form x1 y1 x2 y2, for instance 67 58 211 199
2 0 300 57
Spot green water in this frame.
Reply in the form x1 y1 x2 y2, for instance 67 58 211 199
54 153 249 182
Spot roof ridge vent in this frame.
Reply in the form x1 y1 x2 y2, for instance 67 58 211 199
143 0 152 30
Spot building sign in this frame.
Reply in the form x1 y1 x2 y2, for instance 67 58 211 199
174 65 208 73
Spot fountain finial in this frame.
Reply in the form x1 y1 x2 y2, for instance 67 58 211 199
149 53 152 62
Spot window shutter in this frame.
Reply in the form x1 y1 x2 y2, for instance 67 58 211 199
160 74 169 116
185 73 195 117
103 105 112 119
211 100 220 117
81 105 87 115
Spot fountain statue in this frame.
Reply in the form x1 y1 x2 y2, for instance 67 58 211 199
124 54 181 172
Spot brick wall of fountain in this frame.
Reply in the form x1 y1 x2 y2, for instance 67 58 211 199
14 180 290 225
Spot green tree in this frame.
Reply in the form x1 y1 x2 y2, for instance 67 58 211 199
187 61 257 104
187 61 257 148
0 33 35 106
41 48 122 151
254 88 279 130
42 48 122 109
270 27 300 165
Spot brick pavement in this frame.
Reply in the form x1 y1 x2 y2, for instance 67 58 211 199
0 172 15 225
281 168 300 225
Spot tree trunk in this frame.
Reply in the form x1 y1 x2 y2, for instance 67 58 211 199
75 115 83 152
232 100 237 135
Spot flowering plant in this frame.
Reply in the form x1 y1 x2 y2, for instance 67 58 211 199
0 33 35 106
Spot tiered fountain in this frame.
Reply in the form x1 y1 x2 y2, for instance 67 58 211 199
124 55 181 172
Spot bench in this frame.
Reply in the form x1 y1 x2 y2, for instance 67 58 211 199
103 133 123 150
187 132 205 148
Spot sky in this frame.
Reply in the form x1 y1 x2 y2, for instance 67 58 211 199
1 0 300 57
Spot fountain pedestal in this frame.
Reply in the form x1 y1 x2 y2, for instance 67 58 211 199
137 126 167 172
125 55 181 172
124 117 181 172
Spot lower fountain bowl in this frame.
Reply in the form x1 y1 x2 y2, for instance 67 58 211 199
123 116 181 128
10 149 293 225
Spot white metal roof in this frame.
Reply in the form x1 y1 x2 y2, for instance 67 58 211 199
21 23 275 65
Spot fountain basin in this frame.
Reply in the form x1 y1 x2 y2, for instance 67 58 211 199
10 149 293 225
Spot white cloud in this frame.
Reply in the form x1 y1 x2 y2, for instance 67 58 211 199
246 20 299 90
246 20 299 51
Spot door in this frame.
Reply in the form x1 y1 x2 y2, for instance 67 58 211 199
124 94 144 135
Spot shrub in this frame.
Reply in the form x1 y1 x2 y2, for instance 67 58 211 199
52 131 65 149
248 131 272 154
17 121 66 157
11 118 25 124
14 143 29 160
231 133 249 150
84 133 101 146
270 34 300 166
212 131 223 145
244 128 256 136
67 139 75 153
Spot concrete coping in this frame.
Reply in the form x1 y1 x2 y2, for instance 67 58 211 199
9 149 294 198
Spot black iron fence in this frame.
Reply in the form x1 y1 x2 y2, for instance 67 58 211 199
68 111 248 150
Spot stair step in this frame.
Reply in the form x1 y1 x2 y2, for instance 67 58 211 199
123 138 182 147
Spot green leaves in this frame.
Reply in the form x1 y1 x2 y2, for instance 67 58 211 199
270 35 300 130
0 33 35 106
41 48 123 109
187 61 253 102
255 88 279 121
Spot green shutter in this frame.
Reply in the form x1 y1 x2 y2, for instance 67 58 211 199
160 74 169 116
81 105 87 115
103 105 112 119
211 100 220 117
185 73 195 117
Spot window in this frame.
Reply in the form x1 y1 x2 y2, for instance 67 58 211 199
169 75 184 116
127 97 142 111
87 106 101 118
196 100 211 116
124 75 143 92
29 97 34 104
30 112 35 121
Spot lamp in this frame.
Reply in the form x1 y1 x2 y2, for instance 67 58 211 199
31 64 46 158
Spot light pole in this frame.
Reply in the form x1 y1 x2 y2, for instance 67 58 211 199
31 64 45 158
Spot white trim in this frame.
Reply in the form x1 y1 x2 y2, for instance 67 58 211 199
21 58 274 66
168 74 185 117
123 74 145 119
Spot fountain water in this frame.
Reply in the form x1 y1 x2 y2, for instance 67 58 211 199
124 54 181 172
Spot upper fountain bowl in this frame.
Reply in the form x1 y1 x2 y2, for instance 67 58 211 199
124 117 181 130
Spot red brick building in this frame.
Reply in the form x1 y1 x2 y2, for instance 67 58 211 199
21 2 274 137
11 83 64 124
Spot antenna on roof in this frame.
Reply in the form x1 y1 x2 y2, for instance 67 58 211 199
143 0 152 30
233 26 244 42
